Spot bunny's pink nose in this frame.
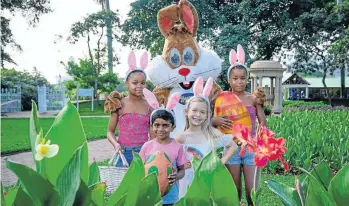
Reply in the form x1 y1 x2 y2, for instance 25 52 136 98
178 68 190 77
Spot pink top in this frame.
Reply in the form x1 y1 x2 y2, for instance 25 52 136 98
246 106 257 136
117 112 150 146
139 139 188 167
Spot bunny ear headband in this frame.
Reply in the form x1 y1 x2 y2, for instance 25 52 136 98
185 76 213 111
143 88 181 124
227 44 249 80
125 51 149 81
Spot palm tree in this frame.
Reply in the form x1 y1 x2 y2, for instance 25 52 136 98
95 0 113 74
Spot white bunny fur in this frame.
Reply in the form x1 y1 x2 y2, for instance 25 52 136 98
147 48 222 138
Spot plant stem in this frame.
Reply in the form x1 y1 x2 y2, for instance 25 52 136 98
253 167 262 205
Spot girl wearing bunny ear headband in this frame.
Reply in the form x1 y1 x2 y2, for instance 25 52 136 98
176 76 238 198
212 44 267 206
104 51 151 167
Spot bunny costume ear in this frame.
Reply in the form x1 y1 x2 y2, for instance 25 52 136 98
125 51 148 81
227 44 248 80
202 77 213 98
193 76 204 96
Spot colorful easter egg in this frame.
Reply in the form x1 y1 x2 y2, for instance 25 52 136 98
145 151 173 196
214 91 252 134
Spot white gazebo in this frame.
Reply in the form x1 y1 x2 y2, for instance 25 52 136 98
249 61 285 114
282 73 311 99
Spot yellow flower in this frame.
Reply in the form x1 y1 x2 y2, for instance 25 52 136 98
35 139 59 161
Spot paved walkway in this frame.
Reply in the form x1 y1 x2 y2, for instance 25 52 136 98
1 139 114 186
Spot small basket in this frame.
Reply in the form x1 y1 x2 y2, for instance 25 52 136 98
99 151 129 194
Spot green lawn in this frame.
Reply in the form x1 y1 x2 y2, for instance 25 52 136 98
74 100 107 116
1 118 112 154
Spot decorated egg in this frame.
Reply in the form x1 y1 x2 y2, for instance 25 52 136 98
214 91 252 134
144 151 173 196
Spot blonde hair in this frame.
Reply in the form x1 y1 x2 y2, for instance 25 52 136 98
184 96 222 140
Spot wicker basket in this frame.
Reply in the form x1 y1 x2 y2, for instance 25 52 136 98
99 151 129 194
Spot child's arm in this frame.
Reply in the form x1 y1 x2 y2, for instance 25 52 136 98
105 91 125 152
253 95 267 126
107 112 122 152
221 141 238 164
168 165 185 186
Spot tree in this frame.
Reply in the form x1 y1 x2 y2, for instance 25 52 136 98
64 59 120 101
67 10 121 101
94 0 114 73
1 68 50 110
1 0 52 66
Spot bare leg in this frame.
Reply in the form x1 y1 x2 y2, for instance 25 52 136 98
226 164 242 201
243 165 256 206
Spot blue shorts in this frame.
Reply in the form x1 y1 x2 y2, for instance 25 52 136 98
225 146 255 165
115 145 142 167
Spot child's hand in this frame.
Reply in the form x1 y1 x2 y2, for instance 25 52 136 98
212 116 233 130
168 172 179 186
113 142 123 153
184 161 192 170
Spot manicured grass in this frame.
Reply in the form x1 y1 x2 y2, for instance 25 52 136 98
74 100 107 116
1 118 112 154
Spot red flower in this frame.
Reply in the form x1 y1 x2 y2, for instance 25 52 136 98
233 123 289 171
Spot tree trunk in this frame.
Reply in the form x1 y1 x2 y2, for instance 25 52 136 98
322 69 332 106
106 0 113 73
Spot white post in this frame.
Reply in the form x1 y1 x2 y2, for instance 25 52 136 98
91 87 94 112
251 77 254 92
273 77 280 113
306 87 309 98
76 86 79 111
253 77 258 91
278 77 283 111
259 76 263 88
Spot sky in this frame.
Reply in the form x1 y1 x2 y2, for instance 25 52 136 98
4 0 141 84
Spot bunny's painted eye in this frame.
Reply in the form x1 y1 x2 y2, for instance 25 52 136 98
170 48 181 67
183 47 195 65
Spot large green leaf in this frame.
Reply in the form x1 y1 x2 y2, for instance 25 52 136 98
173 198 186 206
13 186 34 206
211 163 239 205
311 161 333 190
266 179 302 206
107 152 145 206
73 180 91 206
192 155 200 171
4 187 17 206
133 173 162 206
56 147 82 206
305 178 336 206
91 183 106 206
88 162 100 186
44 101 89 185
5 158 60 205
1 184 6 206
328 164 349 206
30 101 41 172
115 194 127 206
184 152 217 205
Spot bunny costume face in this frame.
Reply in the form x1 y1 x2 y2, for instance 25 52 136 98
147 0 223 138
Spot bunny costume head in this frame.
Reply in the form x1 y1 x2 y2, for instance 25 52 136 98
147 0 223 138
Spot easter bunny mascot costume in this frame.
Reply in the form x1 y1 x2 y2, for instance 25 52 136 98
147 0 223 138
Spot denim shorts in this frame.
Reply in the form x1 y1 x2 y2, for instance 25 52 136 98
115 145 142 167
225 145 255 165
